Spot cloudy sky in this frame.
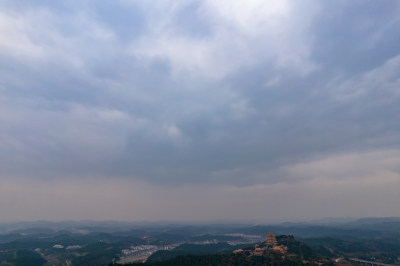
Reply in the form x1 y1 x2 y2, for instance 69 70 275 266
0 0 399 222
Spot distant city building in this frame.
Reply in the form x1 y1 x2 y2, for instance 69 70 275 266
66 245 81 250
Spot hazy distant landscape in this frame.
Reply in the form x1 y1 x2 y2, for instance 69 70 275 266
0 217 399 265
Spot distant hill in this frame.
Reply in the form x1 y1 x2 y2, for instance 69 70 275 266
120 253 307 266
120 235 329 266
0 250 46 266
302 236 400 264
146 243 248 263
0 218 399 265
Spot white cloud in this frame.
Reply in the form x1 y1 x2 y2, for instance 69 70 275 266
203 0 290 32
165 125 182 138
0 11 46 58
128 0 318 78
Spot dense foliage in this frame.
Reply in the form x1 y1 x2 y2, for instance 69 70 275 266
0 250 46 266
147 243 247 262
123 253 307 266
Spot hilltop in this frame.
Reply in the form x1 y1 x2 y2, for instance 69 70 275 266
120 233 332 266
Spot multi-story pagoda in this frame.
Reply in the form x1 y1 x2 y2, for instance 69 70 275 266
265 232 278 246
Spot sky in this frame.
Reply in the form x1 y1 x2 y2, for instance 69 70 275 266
0 0 399 223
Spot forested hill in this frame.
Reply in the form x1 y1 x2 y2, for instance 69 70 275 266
118 253 308 266
118 235 329 266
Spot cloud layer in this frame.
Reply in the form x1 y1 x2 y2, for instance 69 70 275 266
1 0 399 221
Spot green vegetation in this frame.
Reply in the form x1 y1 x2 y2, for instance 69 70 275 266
302 237 400 264
0 219 398 265
2 250 46 266
276 235 318 260
71 242 120 266
120 235 329 266
147 243 248 262
122 253 307 266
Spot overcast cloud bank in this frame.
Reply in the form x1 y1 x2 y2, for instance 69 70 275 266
0 0 399 221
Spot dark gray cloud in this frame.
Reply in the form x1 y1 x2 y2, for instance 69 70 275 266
311 0 400 75
1 0 400 190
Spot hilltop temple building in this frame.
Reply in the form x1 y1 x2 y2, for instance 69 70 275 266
265 232 278 246
233 232 287 257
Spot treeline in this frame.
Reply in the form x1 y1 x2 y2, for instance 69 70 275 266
147 243 248 262
119 253 307 266
0 250 46 266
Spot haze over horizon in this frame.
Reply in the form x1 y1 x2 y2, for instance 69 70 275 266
1 0 399 223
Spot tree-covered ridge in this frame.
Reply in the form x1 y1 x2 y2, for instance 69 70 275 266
146 242 248 262
0 250 46 266
119 235 332 266
122 253 309 266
